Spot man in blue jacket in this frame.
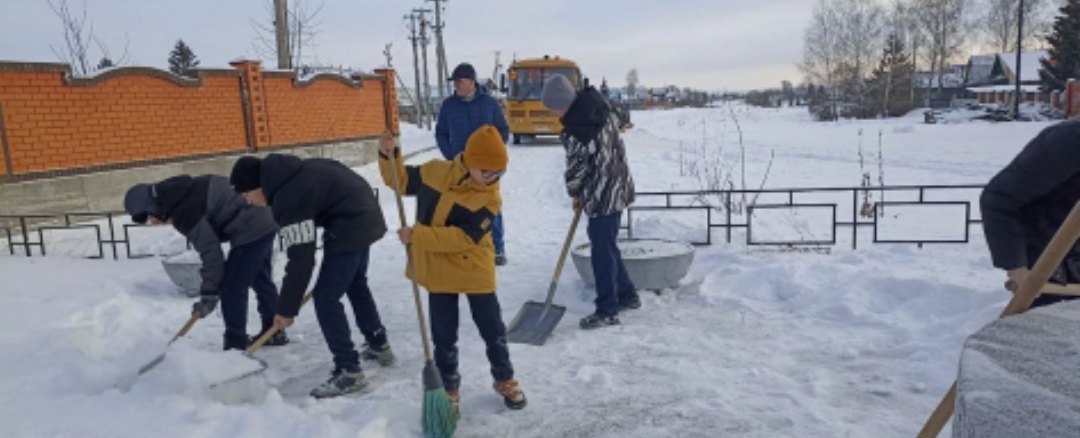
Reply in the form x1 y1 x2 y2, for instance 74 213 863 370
436 63 511 266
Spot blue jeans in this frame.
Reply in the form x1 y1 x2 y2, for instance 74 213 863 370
492 213 505 254
312 247 388 371
220 233 279 343
587 211 636 317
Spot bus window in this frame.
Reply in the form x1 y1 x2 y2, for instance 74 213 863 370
509 68 580 100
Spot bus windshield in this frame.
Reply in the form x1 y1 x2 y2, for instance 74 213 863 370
509 67 580 100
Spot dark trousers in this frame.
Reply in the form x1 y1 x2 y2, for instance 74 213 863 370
587 211 637 317
312 247 388 371
220 233 279 343
429 293 514 390
492 213 505 254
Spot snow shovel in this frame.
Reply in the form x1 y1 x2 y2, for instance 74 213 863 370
506 207 582 346
209 292 313 389
136 312 201 375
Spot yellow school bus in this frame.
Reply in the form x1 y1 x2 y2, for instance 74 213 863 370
503 56 582 144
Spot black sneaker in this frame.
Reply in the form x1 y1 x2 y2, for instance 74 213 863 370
617 294 642 311
360 342 396 367
310 368 368 399
579 313 620 330
495 251 508 266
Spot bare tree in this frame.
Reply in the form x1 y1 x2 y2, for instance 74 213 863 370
251 0 324 72
835 0 886 108
48 0 129 76
915 0 971 94
983 0 1046 52
800 0 842 91
626 68 639 100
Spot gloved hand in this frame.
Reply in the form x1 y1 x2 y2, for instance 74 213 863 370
192 295 219 318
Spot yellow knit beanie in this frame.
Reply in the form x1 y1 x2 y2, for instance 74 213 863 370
463 125 509 170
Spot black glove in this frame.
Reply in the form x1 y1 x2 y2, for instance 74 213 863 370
192 295 219 318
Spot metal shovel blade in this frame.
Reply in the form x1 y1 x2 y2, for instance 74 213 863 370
505 301 566 346
137 352 167 375
208 353 270 389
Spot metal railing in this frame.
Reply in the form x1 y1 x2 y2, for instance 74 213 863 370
623 184 985 249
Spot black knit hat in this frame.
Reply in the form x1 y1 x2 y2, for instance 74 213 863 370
230 156 263 192
449 63 476 81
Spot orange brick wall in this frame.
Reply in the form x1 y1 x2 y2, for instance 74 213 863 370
260 72 387 148
0 61 398 179
0 64 247 176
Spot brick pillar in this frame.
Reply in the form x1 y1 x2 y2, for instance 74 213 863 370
0 100 12 179
374 68 400 136
231 60 271 150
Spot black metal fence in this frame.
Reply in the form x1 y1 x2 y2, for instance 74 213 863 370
1 188 381 259
0 211 153 259
1 185 983 259
623 184 985 249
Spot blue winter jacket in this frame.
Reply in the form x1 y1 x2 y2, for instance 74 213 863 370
435 86 509 160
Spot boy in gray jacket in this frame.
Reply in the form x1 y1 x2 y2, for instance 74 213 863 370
124 175 287 350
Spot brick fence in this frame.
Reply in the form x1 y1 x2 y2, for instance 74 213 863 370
0 60 398 181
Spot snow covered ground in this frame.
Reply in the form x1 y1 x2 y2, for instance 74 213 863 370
0 105 1056 437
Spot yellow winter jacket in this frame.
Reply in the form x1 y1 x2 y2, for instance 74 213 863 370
379 149 500 294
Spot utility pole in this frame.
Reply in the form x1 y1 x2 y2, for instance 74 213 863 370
274 0 292 70
416 8 433 130
492 51 502 91
406 13 426 129
1013 0 1025 120
428 0 449 100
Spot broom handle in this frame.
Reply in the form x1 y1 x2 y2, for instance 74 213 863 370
387 143 435 363
919 200 1080 437
246 292 313 355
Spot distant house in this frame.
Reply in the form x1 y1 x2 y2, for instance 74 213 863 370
914 64 968 108
964 50 1050 105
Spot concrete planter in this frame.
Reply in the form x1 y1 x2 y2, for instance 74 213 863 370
571 239 695 291
161 252 202 297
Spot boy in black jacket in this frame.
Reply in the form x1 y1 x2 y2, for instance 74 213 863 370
981 119 1080 307
230 153 394 398
124 175 287 350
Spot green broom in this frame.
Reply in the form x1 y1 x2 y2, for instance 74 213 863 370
385 134 457 437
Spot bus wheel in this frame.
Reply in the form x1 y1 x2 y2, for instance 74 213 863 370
512 134 521 145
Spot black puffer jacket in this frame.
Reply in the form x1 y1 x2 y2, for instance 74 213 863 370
559 86 635 217
260 153 387 316
155 175 278 296
981 119 1080 283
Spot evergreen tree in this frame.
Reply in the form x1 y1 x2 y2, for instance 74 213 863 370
1040 0 1080 91
168 39 200 76
96 57 114 71
867 33 915 117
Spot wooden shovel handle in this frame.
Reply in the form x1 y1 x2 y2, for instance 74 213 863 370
246 292 312 355
169 312 201 344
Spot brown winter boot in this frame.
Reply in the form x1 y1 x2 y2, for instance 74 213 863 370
493 379 527 410
446 388 461 420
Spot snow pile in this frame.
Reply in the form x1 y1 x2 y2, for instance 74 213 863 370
955 300 1080 437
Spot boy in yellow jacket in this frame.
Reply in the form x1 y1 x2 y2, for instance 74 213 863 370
379 125 526 411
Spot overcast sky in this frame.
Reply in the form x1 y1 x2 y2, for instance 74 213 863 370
0 0 814 91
